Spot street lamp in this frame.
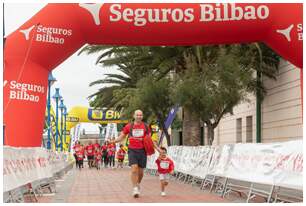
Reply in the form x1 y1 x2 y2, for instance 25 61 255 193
59 99 65 151
63 106 68 151
52 88 62 151
47 72 57 150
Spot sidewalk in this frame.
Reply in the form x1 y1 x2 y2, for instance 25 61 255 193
37 165 230 203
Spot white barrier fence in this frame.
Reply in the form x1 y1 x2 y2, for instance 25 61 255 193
147 140 303 190
3 146 73 192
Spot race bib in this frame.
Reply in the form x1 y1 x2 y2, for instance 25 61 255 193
88 149 92 153
75 147 80 152
160 161 169 169
132 129 144 137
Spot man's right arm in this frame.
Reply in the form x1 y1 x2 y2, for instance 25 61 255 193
112 131 126 144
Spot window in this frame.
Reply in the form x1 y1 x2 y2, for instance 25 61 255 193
200 126 204 145
236 118 242 143
179 131 183 145
246 116 253 143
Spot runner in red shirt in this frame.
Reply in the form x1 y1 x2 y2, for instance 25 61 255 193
111 110 161 198
73 141 81 168
92 140 100 168
76 144 85 170
155 147 174 197
107 140 116 169
93 140 100 151
101 141 109 168
116 144 126 168
86 142 95 168
94 147 102 170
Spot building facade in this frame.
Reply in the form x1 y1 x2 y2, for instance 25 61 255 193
172 59 303 145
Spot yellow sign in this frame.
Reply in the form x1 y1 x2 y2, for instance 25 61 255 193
46 106 128 152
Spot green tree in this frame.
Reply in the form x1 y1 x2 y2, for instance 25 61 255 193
131 77 174 145
81 43 279 146
80 46 154 111
174 44 279 145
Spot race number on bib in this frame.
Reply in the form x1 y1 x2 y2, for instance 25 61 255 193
160 161 169 169
132 129 144 137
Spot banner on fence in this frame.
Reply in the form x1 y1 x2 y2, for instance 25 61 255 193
221 141 303 190
147 139 302 190
3 146 71 192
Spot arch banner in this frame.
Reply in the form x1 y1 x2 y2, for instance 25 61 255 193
58 106 127 151
3 3 302 147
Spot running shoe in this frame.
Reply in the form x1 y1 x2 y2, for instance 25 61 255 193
132 187 139 198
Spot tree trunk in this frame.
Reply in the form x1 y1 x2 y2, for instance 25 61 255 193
206 122 215 145
182 107 201 146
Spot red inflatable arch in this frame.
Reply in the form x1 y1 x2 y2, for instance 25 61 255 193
4 3 302 147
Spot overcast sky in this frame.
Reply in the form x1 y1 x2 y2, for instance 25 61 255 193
4 3 121 132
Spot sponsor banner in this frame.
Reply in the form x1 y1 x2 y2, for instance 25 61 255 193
3 146 71 192
189 146 214 178
88 109 121 121
6 80 45 103
147 140 302 190
164 105 179 129
70 127 76 152
159 105 179 145
66 116 79 122
221 141 303 190
74 123 81 143
208 144 233 176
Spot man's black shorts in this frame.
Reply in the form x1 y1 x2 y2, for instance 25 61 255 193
128 148 147 168
87 155 94 160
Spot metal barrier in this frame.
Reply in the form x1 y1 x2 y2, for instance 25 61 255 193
32 177 56 196
222 179 251 199
4 187 24 203
246 183 274 203
3 162 74 203
144 168 303 203
273 186 303 203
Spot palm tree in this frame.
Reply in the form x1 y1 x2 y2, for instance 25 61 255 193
80 45 188 145
80 46 154 111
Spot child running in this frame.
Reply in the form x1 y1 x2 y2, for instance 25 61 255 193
73 141 81 168
107 140 116 169
155 147 174 197
116 144 126 168
95 148 102 170
101 141 109 168
76 145 85 170
86 142 95 168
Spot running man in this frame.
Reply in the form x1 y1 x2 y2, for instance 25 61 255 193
111 109 161 198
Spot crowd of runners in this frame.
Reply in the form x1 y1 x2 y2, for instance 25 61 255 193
72 110 175 197
73 139 127 170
